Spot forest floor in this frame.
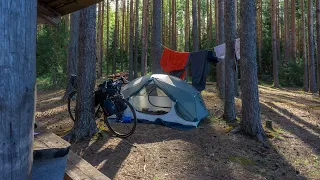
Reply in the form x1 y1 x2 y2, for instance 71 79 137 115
35 84 320 180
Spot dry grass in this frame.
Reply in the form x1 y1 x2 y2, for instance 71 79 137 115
36 85 320 180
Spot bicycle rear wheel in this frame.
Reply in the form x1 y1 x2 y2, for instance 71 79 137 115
67 91 77 122
104 98 137 138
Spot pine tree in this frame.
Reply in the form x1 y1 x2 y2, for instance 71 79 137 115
129 0 134 80
64 11 80 99
141 0 149 76
151 0 162 74
308 0 317 93
240 0 264 139
217 0 225 99
301 0 308 92
271 0 279 87
72 4 98 141
192 0 199 51
223 0 236 121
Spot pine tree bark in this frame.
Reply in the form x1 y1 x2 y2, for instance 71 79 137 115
129 0 134 80
240 0 264 138
113 0 119 74
185 0 190 51
301 0 308 92
308 0 317 93
257 0 262 73
64 11 80 99
223 0 236 121
97 2 102 78
141 0 149 76
192 0 199 51
106 0 110 75
271 0 279 87
72 4 98 141
172 0 177 50
0 0 36 178
276 0 280 62
134 0 139 78
316 0 320 94
215 0 219 45
198 0 201 49
151 0 162 74
284 0 289 62
234 0 239 97
121 0 126 72
100 1 104 75
217 0 225 99
209 0 213 44
291 0 296 61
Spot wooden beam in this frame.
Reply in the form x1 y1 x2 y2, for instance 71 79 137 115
37 2 62 25
64 151 111 180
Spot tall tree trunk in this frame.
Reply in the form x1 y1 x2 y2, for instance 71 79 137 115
0 0 36 178
198 0 201 49
316 0 320 94
192 0 199 51
97 2 102 78
301 0 308 92
129 0 134 80
240 0 264 139
64 12 80 99
106 0 110 75
185 0 190 51
151 0 162 74
284 0 289 62
134 0 139 78
223 0 236 121
308 0 317 93
234 0 239 97
209 0 213 44
141 0 149 76
215 0 219 45
113 0 119 74
276 0 280 62
100 1 104 75
172 0 177 50
257 0 262 74
271 0 279 87
72 4 98 141
217 0 225 99
121 0 126 72
291 0 296 61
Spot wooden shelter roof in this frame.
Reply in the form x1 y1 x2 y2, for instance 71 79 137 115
37 0 102 24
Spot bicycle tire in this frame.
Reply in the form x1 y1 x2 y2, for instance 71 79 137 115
104 98 137 138
67 91 77 122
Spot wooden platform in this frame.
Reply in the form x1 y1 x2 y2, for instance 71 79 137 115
64 151 111 180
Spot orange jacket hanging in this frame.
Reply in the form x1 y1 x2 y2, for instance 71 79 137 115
160 48 190 79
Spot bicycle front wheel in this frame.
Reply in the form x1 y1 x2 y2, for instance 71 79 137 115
104 98 137 138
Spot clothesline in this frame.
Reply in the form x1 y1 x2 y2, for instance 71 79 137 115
159 42 213 53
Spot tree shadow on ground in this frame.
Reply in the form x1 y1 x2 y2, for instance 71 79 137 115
70 116 307 179
261 102 320 155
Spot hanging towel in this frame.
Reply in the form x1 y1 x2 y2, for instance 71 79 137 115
160 48 190 79
190 50 210 91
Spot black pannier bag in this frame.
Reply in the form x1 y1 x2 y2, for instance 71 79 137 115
115 100 127 112
104 99 116 116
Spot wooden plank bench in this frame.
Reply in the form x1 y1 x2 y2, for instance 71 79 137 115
64 151 111 180
33 132 110 180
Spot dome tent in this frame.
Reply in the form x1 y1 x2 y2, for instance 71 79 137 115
121 74 209 129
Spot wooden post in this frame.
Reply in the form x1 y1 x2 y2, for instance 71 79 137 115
0 0 37 179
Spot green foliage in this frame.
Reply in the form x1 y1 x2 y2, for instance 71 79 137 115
36 21 69 87
279 60 304 87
